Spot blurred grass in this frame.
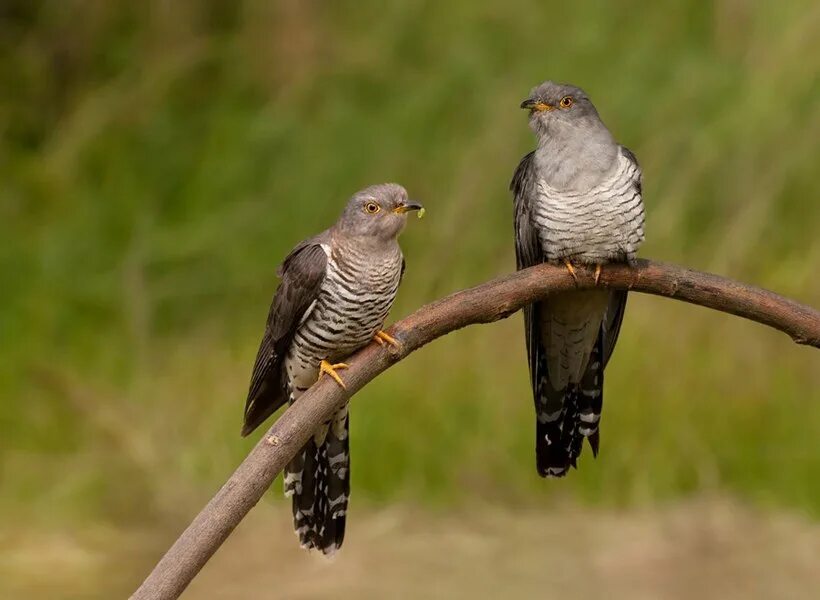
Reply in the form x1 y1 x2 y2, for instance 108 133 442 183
6 499 820 599
1 0 819 535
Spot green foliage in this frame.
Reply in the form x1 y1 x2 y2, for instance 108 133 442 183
2 1 818 526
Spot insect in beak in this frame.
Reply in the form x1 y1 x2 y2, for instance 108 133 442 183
394 202 424 216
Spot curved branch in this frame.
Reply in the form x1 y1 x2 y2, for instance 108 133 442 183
131 259 819 600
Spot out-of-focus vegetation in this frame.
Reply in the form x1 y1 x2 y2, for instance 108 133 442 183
2 0 819 545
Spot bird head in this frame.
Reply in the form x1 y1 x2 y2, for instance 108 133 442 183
520 81 603 138
337 183 423 242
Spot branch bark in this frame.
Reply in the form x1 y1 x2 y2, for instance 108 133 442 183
131 259 820 600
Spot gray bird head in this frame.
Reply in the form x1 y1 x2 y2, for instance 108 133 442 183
336 183 423 242
520 81 609 140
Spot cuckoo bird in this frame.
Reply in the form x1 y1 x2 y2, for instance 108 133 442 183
512 81 645 477
242 184 422 554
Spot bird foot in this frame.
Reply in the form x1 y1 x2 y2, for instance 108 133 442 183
374 330 401 349
318 360 349 390
563 260 579 285
593 264 602 286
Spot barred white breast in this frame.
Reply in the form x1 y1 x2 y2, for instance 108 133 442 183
285 241 402 397
533 148 645 264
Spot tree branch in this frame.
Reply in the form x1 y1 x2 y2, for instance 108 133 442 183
131 259 819 599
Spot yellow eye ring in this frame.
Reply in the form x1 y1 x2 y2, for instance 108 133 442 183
364 201 380 214
559 96 573 109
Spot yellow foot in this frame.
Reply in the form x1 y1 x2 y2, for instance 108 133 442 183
374 330 401 348
594 264 602 286
563 260 579 284
318 360 349 390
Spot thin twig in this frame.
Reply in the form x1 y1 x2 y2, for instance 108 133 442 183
131 259 820 599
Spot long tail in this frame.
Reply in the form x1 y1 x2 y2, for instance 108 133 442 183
535 336 604 478
284 404 350 555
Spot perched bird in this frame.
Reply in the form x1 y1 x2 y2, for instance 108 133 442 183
511 81 645 477
242 184 422 554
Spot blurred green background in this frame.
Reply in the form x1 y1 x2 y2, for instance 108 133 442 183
2 1 819 598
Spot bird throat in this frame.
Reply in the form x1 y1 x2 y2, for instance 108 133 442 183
535 125 618 192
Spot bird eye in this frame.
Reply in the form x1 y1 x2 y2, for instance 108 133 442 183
559 96 574 109
364 201 380 214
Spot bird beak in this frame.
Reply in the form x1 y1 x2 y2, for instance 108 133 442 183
394 201 424 214
520 98 554 112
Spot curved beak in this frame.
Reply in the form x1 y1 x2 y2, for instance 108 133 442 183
394 201 424 214
520 98 553 111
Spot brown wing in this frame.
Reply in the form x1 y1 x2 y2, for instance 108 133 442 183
241 237 328 436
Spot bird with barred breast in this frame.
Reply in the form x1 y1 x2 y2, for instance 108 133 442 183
511 81 645 477
242 183 423 554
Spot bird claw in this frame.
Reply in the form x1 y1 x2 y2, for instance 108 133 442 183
594 264 602 286
374 330 401 349
563 260 579 285
318 360 349 390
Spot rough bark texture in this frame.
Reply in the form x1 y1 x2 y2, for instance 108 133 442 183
131 260 820 600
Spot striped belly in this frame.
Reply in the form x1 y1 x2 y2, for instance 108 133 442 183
533 156 644 265
285 256 401 395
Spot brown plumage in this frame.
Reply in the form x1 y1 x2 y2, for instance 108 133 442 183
242 183 422 554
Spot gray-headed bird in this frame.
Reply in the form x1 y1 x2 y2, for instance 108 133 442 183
242 184 422 554
511 81 645 477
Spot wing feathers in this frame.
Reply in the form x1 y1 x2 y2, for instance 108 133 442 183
242 239 328 436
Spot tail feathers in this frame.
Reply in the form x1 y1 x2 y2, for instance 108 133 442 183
535 386 571 477
535 340 604 478
535 389 582 478
576 339 604 456
285 405 350 555
286 438 321 549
